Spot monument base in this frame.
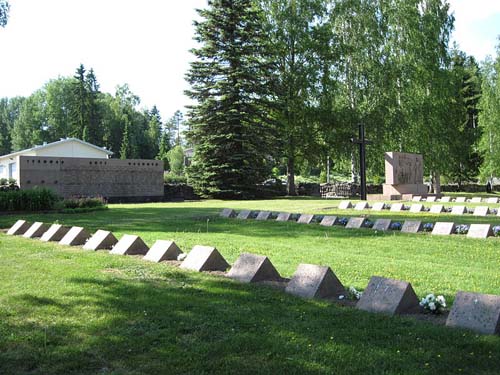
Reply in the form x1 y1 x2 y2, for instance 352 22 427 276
383 184 428 196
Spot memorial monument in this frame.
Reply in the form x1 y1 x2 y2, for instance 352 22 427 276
381 152 428 199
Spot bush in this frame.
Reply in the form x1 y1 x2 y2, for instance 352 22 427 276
62 196 107 209
164 173 188 184
0 188 60 211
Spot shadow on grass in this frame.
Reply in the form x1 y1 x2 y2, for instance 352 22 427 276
2 271 499 374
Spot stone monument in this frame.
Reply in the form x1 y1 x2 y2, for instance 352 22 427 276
382 152 427 199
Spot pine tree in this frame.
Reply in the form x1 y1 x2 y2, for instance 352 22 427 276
185 0 275 198
147 105 162 158
70 64 89 139
120 119 132 159
157 126 171 170
85 68 101 145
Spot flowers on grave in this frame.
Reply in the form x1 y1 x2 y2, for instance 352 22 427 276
402 205 410 211
338 217 349 226
363 219 374 228
389 222 402 230
454 224 469 234
420 293 446 314
422 222 434 232
348 286 362 300
492 226 500 237
444 207 453 213
491 208 498 215
177 253 187 261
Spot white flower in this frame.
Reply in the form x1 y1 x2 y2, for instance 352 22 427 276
420 298 426 306
436 295 446 307
426 294 435 302
428 302 436 311
338 295 345 300
177 253 187 261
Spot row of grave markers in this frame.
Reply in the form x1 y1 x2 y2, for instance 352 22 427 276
5 219 500 335
221 209 498 239
338 200 499 217
412 196 499 204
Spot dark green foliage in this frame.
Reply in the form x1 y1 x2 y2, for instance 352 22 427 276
185 0 276 198
62 196 107 209
163 173 187 184
0 188 60 211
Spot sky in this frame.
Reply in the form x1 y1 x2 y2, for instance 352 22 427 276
0 0 499 121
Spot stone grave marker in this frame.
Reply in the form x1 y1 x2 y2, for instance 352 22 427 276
409 204 424 213
446 291 500 335
431 222 455 236
297 214 314 224
320 216 337 226
356 276 419 315
487 197 499 204
23 222 49 239
455 197 466 203
285 264 345 299
7 220 31 236
180 245 229 272
236 210 252 220
220 208 236 218
345 217 366 229
429 205 444 214
371 202 386 211
426 196 437 202
467 224 493 239
227 253 281 283
354 201 369 211
451 206 466 215
412 196 422 202
390 203 403 212
338 201 352 210
144 240 182 262
276 212 291 222
440 196 451 203
256 211 271 221
473 206 489 217
110 234 149 255
372 219 391 231
59 227 91 246
401 220 422 233
471 197 482 203
83 230 118 251
40 224 70 242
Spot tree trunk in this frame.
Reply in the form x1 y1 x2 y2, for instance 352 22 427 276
351 152 357 183
287 156 296 196
432 171 441 195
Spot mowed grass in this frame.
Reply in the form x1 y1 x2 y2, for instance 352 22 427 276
0 199 499 374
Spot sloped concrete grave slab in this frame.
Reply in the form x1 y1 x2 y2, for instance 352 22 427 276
412 196 422 202
356 276 420 315
354 201 369 211
110 234 149 255
276 212 291 222
236 210 252 220
144 240 182 262
372 219 391 231
83 230 118 251
446 291 500 335
371 202 385 211
285 264 345 299
320 216 337 226
338 201 352 210
401 220 422 233
455 197 466 203
429 205 444 214
440 196 451 203
297 214 314 224
451 206 466 215
180 245 230 272
426 196 437 202
471 197 482 203
431 222 455 236
409 204 424 213
467 224 493 239
255 211 271 221
7 220 31 236
345 217 367 229
473 206 490 217
23 222 50 239
390 203 403 212
220 208 236 218
59 227 91 246
227 253 282 283
487 197 499 204
40 224 70 242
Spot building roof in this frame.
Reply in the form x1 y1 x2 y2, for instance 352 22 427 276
0 138 114 159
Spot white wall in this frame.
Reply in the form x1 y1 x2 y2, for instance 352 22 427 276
0 155 20 182
35 141 109 158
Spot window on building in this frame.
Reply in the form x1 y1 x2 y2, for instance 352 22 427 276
0 165 5 177
8 162 16 179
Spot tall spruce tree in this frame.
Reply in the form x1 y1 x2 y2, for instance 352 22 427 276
185 0 275 198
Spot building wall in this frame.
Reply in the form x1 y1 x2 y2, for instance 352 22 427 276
0 155 21 182
19 156 164 200
34 141 110 158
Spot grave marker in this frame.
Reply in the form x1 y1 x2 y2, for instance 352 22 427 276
338 201 352 209
471 197 482 203
412 196 422 202
320 216 337 226
431 222 455 236
356 276 419 315
429 205 444 214
446 291 500 335
440 196 451 203
7 220 31 236
401 220 422 233
455 197 466 203
23 222 49 239
40 224 70 242
409 204 423 213
59 227 91 246
297 214 314 224
345 217 366 229
451 206 466 215
372 219 391 231
487 197 499 204
390 203 403 212
467 224 492 239
371 202 386 211
276 212 291 222
110 234 149 255
354 201 369 211
180 245 230 272
473 206 489 217
236 210 252 220
83 230 118 250
426 196 436 202
256 211 271 221
227 253 281 283
285 264 345 299
220 208 236 218
144 240 183 262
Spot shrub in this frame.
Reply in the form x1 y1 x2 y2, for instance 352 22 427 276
164 173 188 184
0 188 60 211
62 196 107 209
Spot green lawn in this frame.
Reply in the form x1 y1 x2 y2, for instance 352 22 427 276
0 199 499 374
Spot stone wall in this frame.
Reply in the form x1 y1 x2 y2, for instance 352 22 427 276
19 156 164 200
